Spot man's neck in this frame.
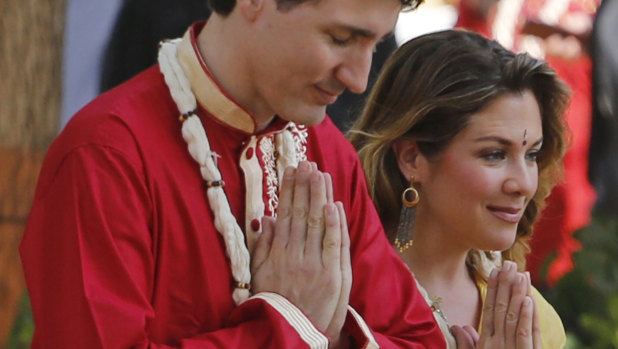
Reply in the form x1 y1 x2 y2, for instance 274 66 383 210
195 15 275 131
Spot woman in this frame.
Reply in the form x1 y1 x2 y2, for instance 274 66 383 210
348 30 569 347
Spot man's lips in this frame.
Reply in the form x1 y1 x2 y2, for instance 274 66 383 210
315 86 341 105
487 205 524 223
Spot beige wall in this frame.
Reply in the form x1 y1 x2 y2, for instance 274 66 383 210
0 0 66 345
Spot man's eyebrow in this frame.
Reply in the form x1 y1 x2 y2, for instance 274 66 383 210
380 31 395 42
333 23 394 41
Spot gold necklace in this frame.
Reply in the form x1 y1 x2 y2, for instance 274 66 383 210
429 296 449 324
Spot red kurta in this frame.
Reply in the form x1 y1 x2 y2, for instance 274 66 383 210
20 23 444 348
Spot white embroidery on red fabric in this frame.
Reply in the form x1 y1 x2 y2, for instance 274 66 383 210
259 135 279 216
291 124 308 162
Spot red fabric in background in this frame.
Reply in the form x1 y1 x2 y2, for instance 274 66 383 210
528 56 596 286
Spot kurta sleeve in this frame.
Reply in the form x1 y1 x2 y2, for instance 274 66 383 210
20 144 338 349
332 152 446 348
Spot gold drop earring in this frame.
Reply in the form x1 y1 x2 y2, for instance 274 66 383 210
394 176 419 253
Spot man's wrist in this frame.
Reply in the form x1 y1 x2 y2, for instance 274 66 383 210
329 330 352 349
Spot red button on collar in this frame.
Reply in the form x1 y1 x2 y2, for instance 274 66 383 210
250 219 260 232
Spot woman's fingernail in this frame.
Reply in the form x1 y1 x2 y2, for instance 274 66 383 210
503 261 512 272
490 268 498 280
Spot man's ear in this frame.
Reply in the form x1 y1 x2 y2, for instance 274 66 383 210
391 139 425 182
238 0 265 21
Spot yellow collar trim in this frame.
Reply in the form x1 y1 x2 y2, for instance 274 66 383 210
176 26 257 134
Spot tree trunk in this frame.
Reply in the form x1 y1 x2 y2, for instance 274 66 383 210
0 0 66 345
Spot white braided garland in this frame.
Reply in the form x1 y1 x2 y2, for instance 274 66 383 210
158 39 252 304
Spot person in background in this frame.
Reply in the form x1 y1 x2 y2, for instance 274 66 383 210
589 0 618 215
99 0 212 92
60 0 122 129
349 29 569 348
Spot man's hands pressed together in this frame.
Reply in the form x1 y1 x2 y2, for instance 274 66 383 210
252 161 352 348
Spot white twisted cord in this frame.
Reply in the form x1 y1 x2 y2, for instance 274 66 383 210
158 39 197 112
158 40 251 304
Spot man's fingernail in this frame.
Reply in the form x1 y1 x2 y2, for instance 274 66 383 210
325 204 335 215
299 161 310 172
311 171 321 183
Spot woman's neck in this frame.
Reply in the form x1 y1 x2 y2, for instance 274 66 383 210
400 227 469 285
399 231 482 328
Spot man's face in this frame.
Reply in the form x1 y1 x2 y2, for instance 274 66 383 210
244 0 401 128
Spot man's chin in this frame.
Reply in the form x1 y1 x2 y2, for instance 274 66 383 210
280 107 327 126
303 113 327 127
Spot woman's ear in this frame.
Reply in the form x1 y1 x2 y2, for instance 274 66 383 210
392 139 425 182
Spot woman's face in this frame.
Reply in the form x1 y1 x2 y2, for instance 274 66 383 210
414 90 543 252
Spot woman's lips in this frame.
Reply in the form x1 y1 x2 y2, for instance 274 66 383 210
487 205 523 223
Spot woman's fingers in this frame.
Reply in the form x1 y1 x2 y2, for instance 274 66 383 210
494 261 517 338
505 274 528 348
530 294 541 348
516 296 534 349
452 325 477 349
461 325 480 344
482 268 500 336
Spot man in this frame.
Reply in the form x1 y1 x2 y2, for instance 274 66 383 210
20 0 445 347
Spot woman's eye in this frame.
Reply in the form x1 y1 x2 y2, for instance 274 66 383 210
526 150 542 162
481 151 506 162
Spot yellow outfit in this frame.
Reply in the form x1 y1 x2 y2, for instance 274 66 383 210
414 251 566 348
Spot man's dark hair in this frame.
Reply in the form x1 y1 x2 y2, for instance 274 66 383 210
207 0 424 16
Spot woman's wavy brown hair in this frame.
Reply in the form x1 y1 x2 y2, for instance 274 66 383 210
348 29 570 270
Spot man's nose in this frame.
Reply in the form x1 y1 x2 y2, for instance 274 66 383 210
335 48 372 94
